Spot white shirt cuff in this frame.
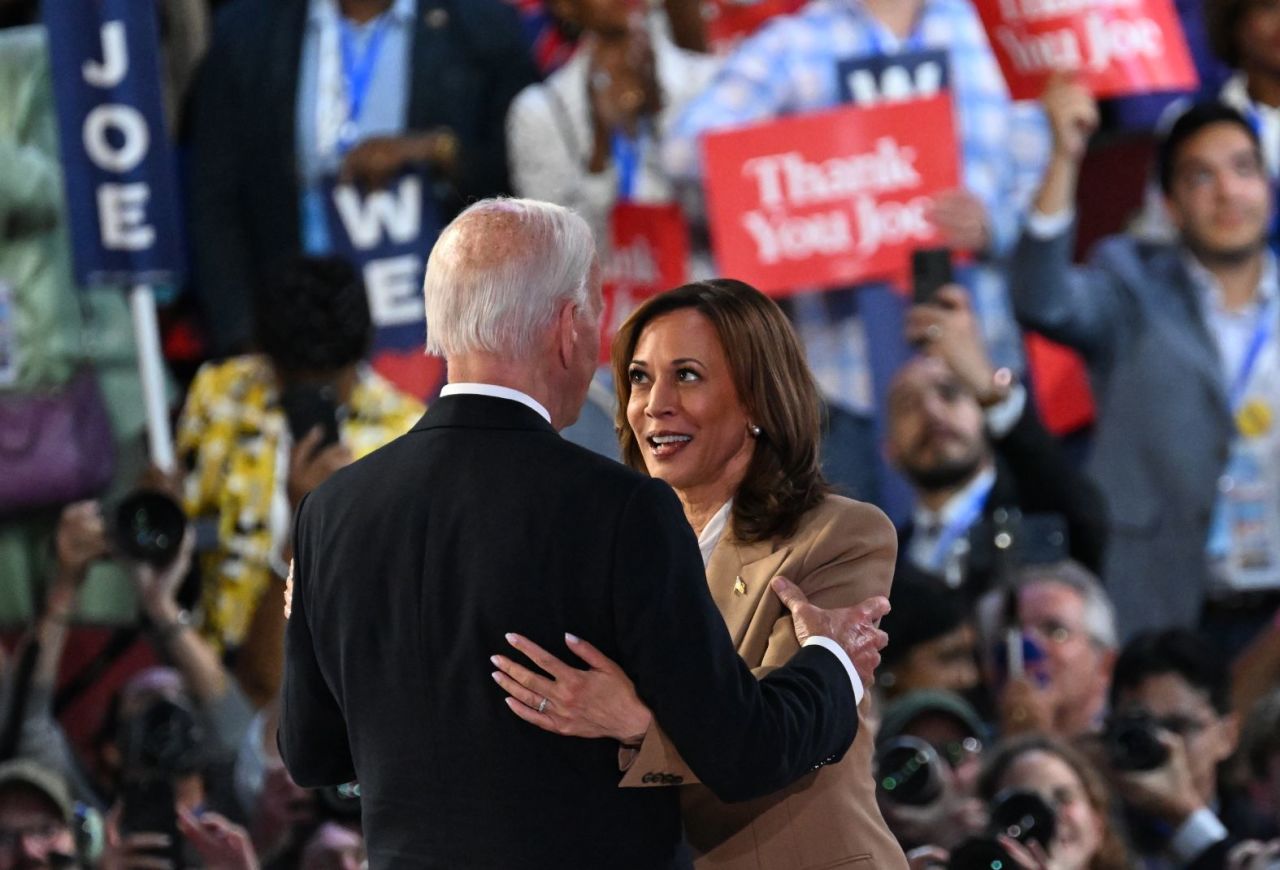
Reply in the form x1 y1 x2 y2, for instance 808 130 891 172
985 383 1028 439
801 636 865 705
1169 807 1227 863
1026 208 1075 240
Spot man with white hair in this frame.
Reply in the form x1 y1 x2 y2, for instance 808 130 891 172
279 198 890 869
978 560 1119 738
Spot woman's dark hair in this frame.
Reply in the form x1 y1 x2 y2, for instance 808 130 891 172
979 734 1130 870
254 255 373 374
611 279 828 544
1158 102 1260 194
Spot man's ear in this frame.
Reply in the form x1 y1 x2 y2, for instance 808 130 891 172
1215 710 1242 761
556 300 579 369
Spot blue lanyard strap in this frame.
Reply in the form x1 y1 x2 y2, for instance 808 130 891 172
1229 296 1278 413
928 474 995 572
611 130 641 202
338 14 391 139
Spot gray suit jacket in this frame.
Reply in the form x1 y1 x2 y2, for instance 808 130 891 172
1011 225 1235 636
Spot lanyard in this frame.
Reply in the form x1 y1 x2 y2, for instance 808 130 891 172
611 129 642 202
927 474 995 573
1228 296 1279 413
337 14 391 150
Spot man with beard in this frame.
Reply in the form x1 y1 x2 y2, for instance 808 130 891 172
1013 82 1280 646
886 284 1106 600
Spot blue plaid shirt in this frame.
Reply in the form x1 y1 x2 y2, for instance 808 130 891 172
664 0 1050 412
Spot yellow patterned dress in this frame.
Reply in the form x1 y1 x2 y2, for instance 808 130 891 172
177 355 423 653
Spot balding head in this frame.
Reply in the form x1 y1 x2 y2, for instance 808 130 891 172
424 199 599 362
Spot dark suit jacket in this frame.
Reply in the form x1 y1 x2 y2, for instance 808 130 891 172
898 398 1109 598
185 0 537 353
280 395 860 869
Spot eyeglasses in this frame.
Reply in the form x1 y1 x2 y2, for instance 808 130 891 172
1020 619 1079 646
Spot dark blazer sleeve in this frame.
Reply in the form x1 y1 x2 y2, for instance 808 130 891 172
278 496 356 788
993 398 1108 573
609 479 858 804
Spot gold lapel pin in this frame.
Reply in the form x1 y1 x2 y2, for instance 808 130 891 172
733 576 746 596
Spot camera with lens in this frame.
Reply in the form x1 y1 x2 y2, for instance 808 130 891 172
1103 710 1170 772
950 789 1057 870
112 490 186 569
315 781 362 822
875 736 945 807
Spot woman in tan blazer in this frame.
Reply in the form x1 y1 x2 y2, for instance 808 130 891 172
494 280 908 870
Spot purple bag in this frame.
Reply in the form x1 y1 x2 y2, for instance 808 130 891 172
0 369 117 514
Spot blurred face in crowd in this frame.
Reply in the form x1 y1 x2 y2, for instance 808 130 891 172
0 788 74 870
886 357 990 493
1113 673 1240 805
996 750 1104 870
626 309 756 506
301 822 365 870
889 625 981 699
1016 581 1114 725
1237 0 1280 79
1165 123 1270 264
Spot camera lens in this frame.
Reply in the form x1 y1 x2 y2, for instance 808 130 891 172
1105 711 1170 772
113 490 186 568
876 736 944 806
990 789 1056 851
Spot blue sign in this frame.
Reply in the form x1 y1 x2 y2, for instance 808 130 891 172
42 0 185 287
837 49 951 106
321 172 441 352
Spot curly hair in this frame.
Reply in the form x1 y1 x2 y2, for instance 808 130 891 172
611 279 828 544
254 255 373 375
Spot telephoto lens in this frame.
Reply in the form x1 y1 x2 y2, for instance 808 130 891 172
1103 710 1170 772
949 789 1056 870
875 736 945 807
113 490 186 568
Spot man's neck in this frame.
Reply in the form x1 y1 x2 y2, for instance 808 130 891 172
1246 67 1280 109
1200 250 1265 312
864 0 924 39
447 357 562 427
340 0 393 24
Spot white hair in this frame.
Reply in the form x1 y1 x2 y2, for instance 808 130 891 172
975 560 1119 652
424 198 597 360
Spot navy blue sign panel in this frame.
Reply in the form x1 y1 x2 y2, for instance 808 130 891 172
43 0 185 287
837 49 952 107
321 172 441 352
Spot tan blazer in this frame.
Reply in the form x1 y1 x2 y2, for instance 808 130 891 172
621 495 908 870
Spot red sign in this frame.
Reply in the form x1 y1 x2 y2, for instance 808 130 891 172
974 0 1197 100
600 202 689 362
704 0 806 55
701 96 959 296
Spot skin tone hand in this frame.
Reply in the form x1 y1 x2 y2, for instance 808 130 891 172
338 131 459 189
54 499 111 584
998 676 1057 736
929 189 991 253
131 526 196 627
178 808 260 870
904 285 999 400
1035 75 1099 218
1110 732 1203 825
99 806 176 870
247 764 314 860
492 632 653 744
287 427 354 513
1227 839 1280 870
770 576 890 688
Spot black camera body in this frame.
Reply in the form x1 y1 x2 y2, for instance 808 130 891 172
950 789 1057 870
113 490 186 568
1103 710 1170 772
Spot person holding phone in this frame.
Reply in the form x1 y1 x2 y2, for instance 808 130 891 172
176 256 422 682
886 278 1107 600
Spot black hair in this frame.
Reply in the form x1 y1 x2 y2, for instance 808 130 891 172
1158 102 1261 194
253 255 373 374
1110 628 1231 715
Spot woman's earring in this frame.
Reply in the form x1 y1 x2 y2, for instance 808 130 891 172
748 424 762 438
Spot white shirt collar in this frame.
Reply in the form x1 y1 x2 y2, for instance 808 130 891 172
697 501 733 568
438 383 552 424
1182 250 1278 313
309 0 416 27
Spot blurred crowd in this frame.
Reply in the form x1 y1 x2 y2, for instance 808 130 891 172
0 0 1279 867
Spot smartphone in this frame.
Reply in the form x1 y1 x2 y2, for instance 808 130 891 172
911 247 953 305
994 629 1050 689
120 778 183 868
280 383 340 448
